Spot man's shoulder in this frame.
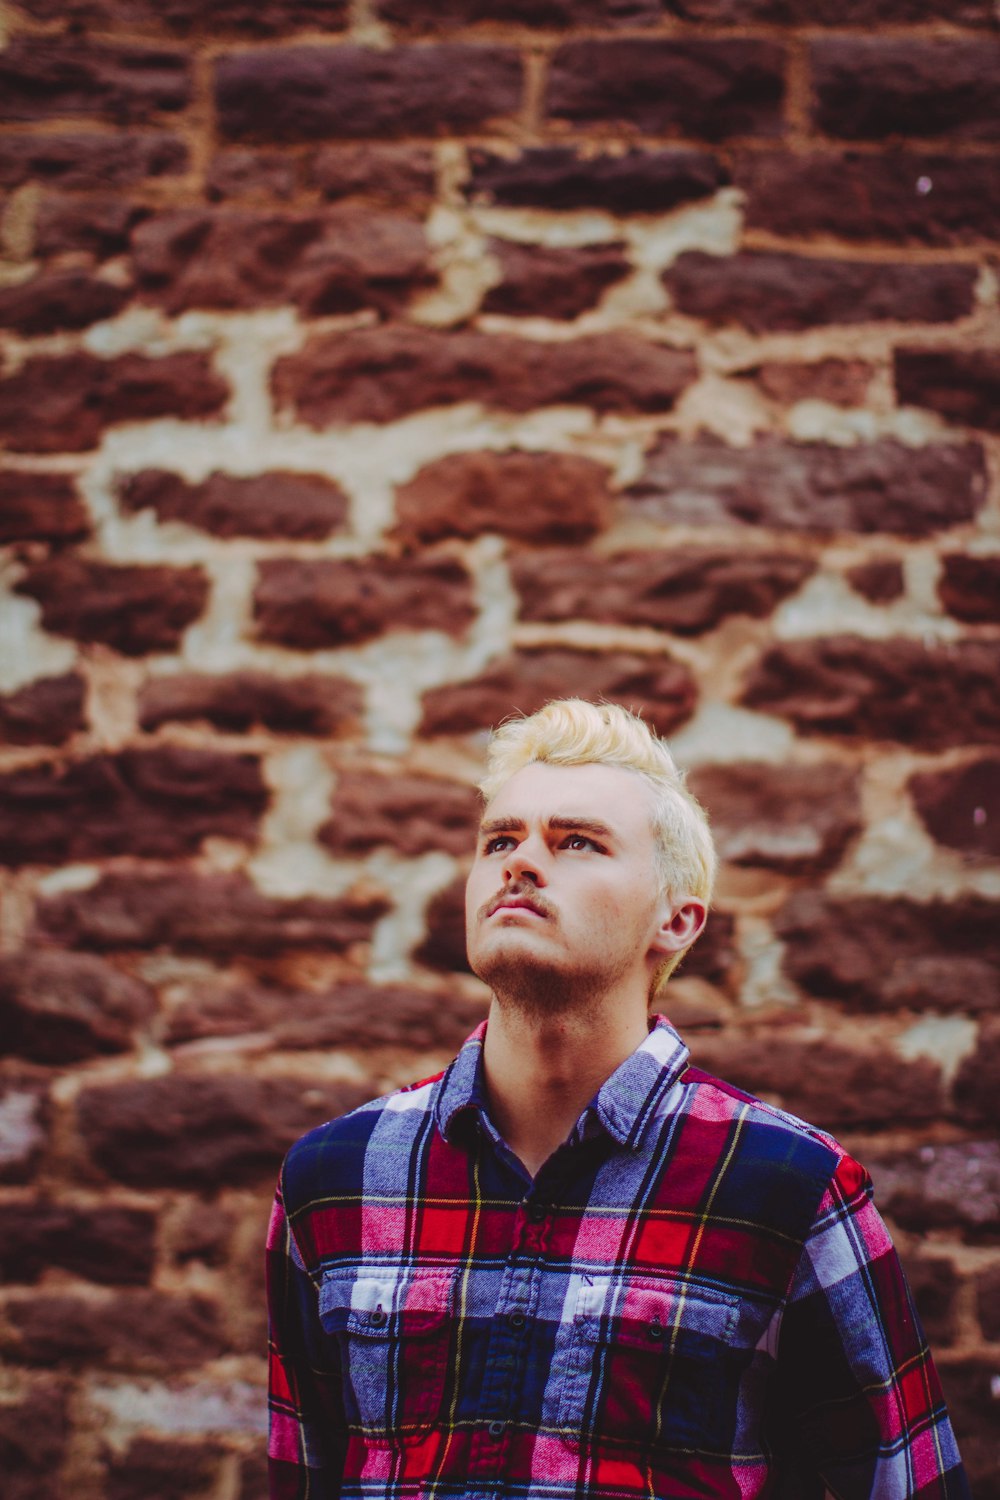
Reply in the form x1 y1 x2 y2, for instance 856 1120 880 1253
680 1062 844 1157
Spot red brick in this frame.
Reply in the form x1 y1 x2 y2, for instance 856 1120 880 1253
687 762 860 876
377 0 660 25
0 130 187 191
273 327 696 426
34 192 148 258
0 351 228 454
938 555 1000 625
215 45 523 143
120 467 348 539
976 1267 1000 1342
902 1255 960 1348
0 675 86 747
626 436 986 536
309 143 436 205
895 349 1000 434
868 1141 1000 1237
0 949 156 1063
16 558 209 653
748 358 873 407
104 1438 224 1500
394 450 612 546
812 40 1000 142
28 0 350 34
420 648 698 738
668 0 993 18
0 36 190 123
546 40 785 139
0 1377 67 1500
0 471 90 544
138 671 362 737
320 772 478 857
742 636 1000 750
206 148 299 202
845 559 905 604
0 270 128 336
0 747 267 867
466 146 727 214
910 759 1000 861
956 1021 1000 1129
664 249 976 332
512 547 814 636
737 151 1000 246
413 874 472 975
4 1289 225 1370
774 892 1000 1013
0 1082 49 1185
254 555 476 649
483 239 629 319
674 909 737 991
0 1200 156 1286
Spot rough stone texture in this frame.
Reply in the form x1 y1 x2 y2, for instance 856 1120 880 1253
466 146 728 213
937 555 1000 625
845 559 905 604
909 759 1000 861
254 555 476 649
687 762 861 875
15 559 209 655
898 1255 960 1348
664 251 976 332
774 893 1000 1014
667 0 994 16
482 239 630 319
35 872 389 955
394 450 613 546
33 192 150 258
0 748 267 866
0 949 156 1063
674 910 737 991
748 358 873 408
103 1438 225 1500
954 1021 1000 1130
3 1290 225 1370
273 327 697 426
205 148 299 202
625 436 986 536
138 671 362 737
546 40 785 139
512 547 814 636
0 36 190 123
0 1201 157 1286
27 0 350 32
0 272 130 337
320 771 478 857
742 637 1000 750
215 45 524 143
0 1376 68 1500
812 40 1000 141
934 1361 1000 1500
309 143 436 205
413 875 472 975
120 468 349 540
0 352 229 454
0 131 188 192
895 349 1000 435
0 675 87 747
420 649 699 738
0 471 90 545
378 0 661 26
976 1267 1000 1342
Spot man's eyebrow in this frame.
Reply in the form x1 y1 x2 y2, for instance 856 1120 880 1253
478 816 527 839
477 815 615 839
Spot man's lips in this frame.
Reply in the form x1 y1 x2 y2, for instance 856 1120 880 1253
483 891 553 920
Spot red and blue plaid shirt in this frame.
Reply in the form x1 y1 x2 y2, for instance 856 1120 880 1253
267 1017 968 1500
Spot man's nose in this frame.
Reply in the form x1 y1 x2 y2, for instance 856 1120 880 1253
503 837 545 885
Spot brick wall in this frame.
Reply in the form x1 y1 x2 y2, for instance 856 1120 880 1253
1 0 999 1494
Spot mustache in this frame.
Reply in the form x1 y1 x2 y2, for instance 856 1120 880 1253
480 880 556 923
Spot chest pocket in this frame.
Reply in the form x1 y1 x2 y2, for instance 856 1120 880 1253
319 1268 455 1444
557 1275 739 1455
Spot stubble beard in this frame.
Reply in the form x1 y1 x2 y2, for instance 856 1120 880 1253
470 938 634 1024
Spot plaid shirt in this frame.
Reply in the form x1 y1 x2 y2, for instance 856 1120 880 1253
267 1018 968 1500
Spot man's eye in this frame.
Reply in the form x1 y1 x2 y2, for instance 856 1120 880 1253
564 834 597 851
484 835 516 855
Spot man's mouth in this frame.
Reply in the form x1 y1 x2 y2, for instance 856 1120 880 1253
484 889 553 921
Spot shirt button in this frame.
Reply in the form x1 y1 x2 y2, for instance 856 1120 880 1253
527 1203 546 1222
488 1420 505 1438
509 1310 526 1329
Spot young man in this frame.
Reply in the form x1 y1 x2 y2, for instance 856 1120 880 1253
267 699 968 1500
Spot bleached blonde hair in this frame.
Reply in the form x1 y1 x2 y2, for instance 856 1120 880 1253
479 699 716 992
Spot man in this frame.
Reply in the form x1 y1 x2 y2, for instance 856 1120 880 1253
267 698 968 1499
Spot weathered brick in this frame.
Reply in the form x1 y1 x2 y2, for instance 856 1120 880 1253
0 130 188 192
666 0 994 19
737 151 1000 246
0 36 190 123
0 748 267 866
868 1141 1000 1237
378 0 660 26
0 1200 156 1286
748 358 873 408
955 1021 1000 1129
253 555 476 649
35 871 389 955
3 1289 225 1370
687 762 860 876
0 675 86 747
0 1376 67 1500
138 671 362 737
29 0 349 31
902 1255 960 1348
512 547 814 636
0 351 228 454
774 892 1000 1013
394 451 612 546
546 40 785 139
15 558 209 653
0 1082 49 1185
812 40 1000 142
0 270 129 336
33 192 148 258
909 759 1000 861
976 1267 1000 1341
216 45 523 143
413 875 472 975
104 1438 225 1500
742 636 1000 750
674 910 737 991
625 436 986 536
845 559 905 605
206 148 299 202
483 239 629 320
664 250 976 332
309 143 436 204
0 471 90 544
895 349 1000 434
0 949 156 1063
937 555 1000 625
272 327 697 426
467 145 727 213
120 468 348 539
320 772 478 857
420 648 698 738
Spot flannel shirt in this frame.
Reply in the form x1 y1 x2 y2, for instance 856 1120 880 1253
267 1017 968 1500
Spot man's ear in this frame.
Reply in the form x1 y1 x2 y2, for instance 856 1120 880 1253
651 898 708 958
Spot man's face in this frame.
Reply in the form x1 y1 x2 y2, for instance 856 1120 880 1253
464 761 671 1011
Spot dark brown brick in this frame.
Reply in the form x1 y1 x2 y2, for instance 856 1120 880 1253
320 772 478 857
0 675 86 747
104 1438 224 1500
309 143 436 205
0 1376 67 1500
737 151 1000 246
664 250 976 332
483 239 629 320
895 349 1000 435
909 759 1000 861
0 36 190 123
0 351 228 454
674 909 737 991
0 747 267 867
413 874 472 975
206 148 299 202
938 555 1000 625
812 40 1000 142
0 130 188 192
394 450 613 546
687 762 860 876
845 559 905 605
749 358 873 408
937 1359 1000 1497
512 547 814 636
272 327 697 426
0 1200 156 1286
216 45 523 143
742 636 1000 750
35 871 389 955
667 0 994 19
0 270 129 336
0 949 156 1063
546 39 785 139
138 671 362 737
976 1266 1000 1341
420 647 698 738
0 1081 49 1185
775 892 1000 1014
254 555 476 649
4 1289 225 1370
466 146 728 213
378 0 660 26
15 558 209 654
28 0 349 32
34 192 148 258
0 471 90 544
625 436 987 536
869 1141 1000 1237
955 1021 1000 1129
901 1255 960 1347
120 467 348 539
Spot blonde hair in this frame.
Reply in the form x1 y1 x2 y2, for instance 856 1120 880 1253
479 699 716 993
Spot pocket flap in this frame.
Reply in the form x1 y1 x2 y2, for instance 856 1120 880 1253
573 1276 737 1349
319 1268 453 1339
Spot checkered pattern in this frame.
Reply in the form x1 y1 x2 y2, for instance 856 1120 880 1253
267 1018 968 1500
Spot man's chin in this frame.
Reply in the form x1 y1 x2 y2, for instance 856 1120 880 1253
468 945 592 1015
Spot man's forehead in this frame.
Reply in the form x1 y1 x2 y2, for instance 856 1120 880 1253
479 761 655 828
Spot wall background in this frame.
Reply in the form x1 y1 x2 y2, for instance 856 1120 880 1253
0 1 998 1495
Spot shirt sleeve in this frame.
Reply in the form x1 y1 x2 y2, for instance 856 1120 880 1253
267 1172 348 1500
774 1152 969 1500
